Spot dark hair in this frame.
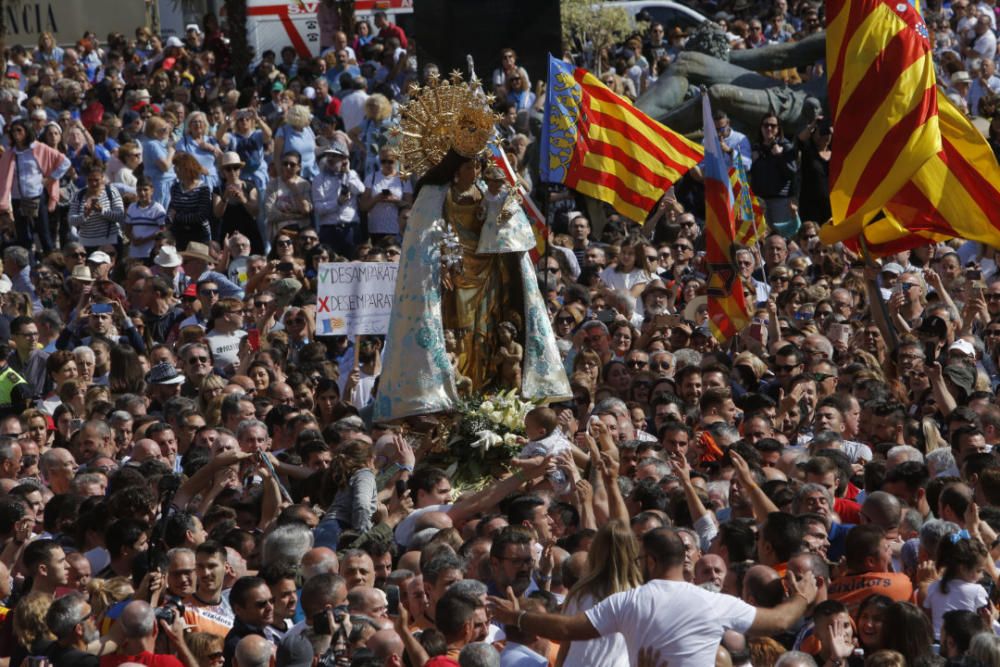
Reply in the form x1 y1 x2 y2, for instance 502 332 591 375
641 527 686 568
409 466 449 499
942 609 987 653
878 601 936 663
490 526 533 560
936 533 988 594
761 512 803 562
164 511 200 549
435 591 478 638
845 525 887 573
105 518 150 559
715 519 756 562
230 575 268 608
507 495 546 527
8 118 35 146
23 538 61 573
414 150 475 196
195 540 227 562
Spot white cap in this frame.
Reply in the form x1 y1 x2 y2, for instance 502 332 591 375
303 86 316 100
185 23 202 34
165 36 184 49
881 262 905 275
87 250 112 265
949 339 976 357
0 275 11 294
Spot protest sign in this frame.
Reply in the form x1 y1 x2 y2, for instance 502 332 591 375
315 262 398 336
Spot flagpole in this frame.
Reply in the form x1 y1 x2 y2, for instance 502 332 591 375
859 232 899 350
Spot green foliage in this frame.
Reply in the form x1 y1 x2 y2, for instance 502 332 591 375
561 0 638 72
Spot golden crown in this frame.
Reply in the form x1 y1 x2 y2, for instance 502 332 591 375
393 70 499 177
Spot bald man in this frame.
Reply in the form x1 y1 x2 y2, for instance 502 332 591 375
233 635 274 667
301 547 338 578
367 629 404 665
130 439 163 464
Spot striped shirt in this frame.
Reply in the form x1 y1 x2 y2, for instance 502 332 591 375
69 185 125 247
125 202 168 259
168 181 212 236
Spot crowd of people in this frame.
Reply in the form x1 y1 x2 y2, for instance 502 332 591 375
0 2 996 667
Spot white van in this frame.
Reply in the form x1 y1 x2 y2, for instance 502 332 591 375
610 1 709 31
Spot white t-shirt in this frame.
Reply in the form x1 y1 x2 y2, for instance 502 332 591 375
923 578 989 639
585 580 757 667
207 329 247 374
563 594 629 667
599 267 651 294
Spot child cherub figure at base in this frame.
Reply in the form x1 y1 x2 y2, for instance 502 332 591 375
496 321 523 391
515 406 572 494
444 328 472 394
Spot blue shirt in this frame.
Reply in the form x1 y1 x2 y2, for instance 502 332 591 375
176 133 222 190
226 130 268 191
12 144 70 199
275 125 317 180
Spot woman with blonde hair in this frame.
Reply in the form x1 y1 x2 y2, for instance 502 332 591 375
177 110 223 189
199 374 227 416
273 104 317 179
89 576 135 630
143 116 177 208
352 93 396 179
559 520 642 667
34 31 64 66
187 632 226 667
11 593 55 667
169 152 213 250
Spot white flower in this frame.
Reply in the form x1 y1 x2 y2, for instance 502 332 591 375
480 400 495 413
471 430 502 451
504 433 519 446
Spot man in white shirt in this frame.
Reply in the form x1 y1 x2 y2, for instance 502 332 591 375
206 298 247 375
489 528 818 667
312 142 365 259
339 76 369 133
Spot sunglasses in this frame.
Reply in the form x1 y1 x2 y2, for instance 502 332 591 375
673 244 692 251
380 159 395 164
224 165 241 171
276 239 293 246
199 289 219 296
254 300 272 308
555 316 575 325
287 318 306 325
774 363 799 372
627 359 648 368
282 161 299 168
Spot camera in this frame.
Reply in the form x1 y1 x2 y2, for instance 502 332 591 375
155 598 185 624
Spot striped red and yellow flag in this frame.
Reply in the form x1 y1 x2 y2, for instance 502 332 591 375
730 159 767 247
837 92 1000 256
824 0 939 240
541 55 703 222
702 95 751 343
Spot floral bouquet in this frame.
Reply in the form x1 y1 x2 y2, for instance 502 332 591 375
427 389 535 487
